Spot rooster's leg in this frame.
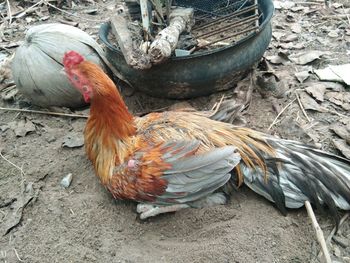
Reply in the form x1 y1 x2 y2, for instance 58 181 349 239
136 204 190 219
136 193 228 219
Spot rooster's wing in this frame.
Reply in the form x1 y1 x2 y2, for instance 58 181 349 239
108 140 240 205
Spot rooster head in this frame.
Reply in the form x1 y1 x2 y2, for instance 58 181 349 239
63 51 92 103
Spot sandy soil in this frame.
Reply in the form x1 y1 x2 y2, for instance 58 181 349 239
1 0 350 262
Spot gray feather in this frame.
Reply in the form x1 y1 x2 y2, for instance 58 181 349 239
154 144 240 205
241 136 350 223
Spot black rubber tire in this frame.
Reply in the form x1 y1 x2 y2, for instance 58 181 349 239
99 0 274 99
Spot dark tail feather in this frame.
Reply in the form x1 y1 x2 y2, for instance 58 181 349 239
241 136 350 226
200 99 247 126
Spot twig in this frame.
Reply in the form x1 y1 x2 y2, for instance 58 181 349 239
245 72 254 110
268 98 296 131
322 14 350 20
135 106 171 116
318 213 349 259
12 0 44 19
325 108 349 119
342 5 350 26
294 1 325 4
326 213 349 243
210 95 225 112
0 152 25 177
13 248 23 262
0 106 183 119
6 0 12 24
305 201 332 263
295 89 349 119
44 1 104 22
0 251 6 261
149 0 167 26
0 107 88 118
295 91 311 123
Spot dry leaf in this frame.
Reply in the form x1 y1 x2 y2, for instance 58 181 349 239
299 92 325 112
314 67 343 83
322 82 345 92
314 64 350 85
278 117 317 144
339 118 350 135
295 71 309 83
1 182 36 235
329 64 350 85
278 42 305 50
332 139 350 159
330 124 350 142
305 84 326 102
272 31 286 41
274 0 296 9
8 120 36 137
332 3 343 8
325 92 350 110
291 6 308 12
289 51 325 65
291 23 302 34
282 34 298 43
62 133 84 148
265 55 288 65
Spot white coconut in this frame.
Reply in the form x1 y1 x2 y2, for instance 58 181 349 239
12 23 111 108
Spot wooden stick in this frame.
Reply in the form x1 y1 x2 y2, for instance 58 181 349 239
267 98 296 131
140 0 151 39
149 0 166 26
45 2 103 22
342 5 350 25
6 0 12 24
322 14 350 19
0 106 174 118
254 0 259 28
295 92 311 122
0 107 88 118
0 151 25 177
13 248 23 262
149 7 194 64
12 0 43 19
305 201 332 263
110 5 151 69
294 1 325 4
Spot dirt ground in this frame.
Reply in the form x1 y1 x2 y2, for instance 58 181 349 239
1 0 350 262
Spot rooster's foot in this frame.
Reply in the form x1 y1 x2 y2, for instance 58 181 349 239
136 203 189 219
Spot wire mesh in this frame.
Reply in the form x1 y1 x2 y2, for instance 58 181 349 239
173 0 261 51
174 0 252 16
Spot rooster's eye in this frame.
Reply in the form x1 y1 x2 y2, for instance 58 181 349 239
72 74 79 82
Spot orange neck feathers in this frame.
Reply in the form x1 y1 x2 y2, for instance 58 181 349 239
80 61 136 139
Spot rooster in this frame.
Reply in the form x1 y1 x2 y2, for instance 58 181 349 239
63 51 350 222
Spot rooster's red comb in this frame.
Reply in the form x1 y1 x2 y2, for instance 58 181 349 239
63 51 84 68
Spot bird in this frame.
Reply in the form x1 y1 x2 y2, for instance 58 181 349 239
63 50 350 223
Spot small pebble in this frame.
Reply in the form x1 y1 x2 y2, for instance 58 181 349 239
12 150 19 157
328 30 338 38
60 173 73 188
46 135 56 143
